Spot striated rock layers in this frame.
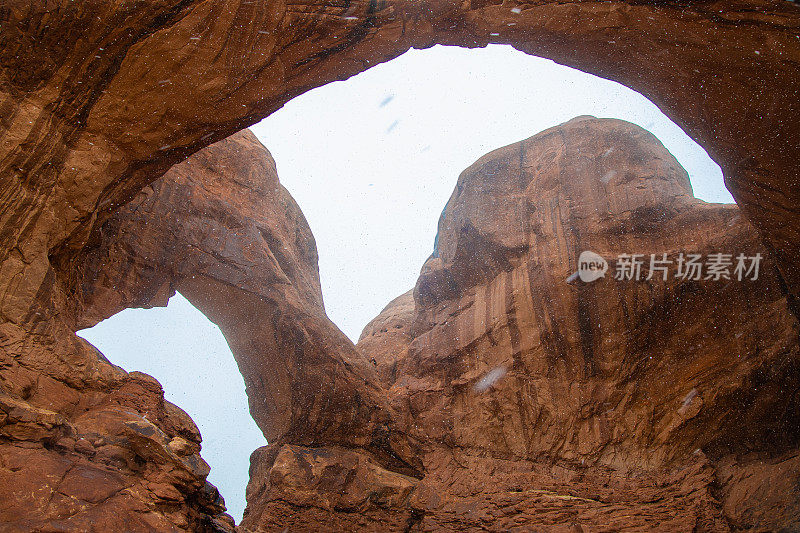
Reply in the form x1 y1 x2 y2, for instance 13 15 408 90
0 1 798 342
0 79 798 531
244 117 800 532
0 127 426 531
0 0 800 531
1 1 799 530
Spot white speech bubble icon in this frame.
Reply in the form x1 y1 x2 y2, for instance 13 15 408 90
577 250 608 282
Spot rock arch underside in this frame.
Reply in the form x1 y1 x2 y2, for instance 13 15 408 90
1 1 799 531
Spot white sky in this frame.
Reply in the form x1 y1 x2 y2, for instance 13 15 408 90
79 44 732 522
251 44 730 342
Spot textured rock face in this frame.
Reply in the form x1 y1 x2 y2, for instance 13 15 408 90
358 290 416 384
67 129 404 457
299 117 800 532
0 1 798 338
0 349 234 532
0 129 411 531
1 1 800 530
67 128 421 527
0 132 284 531
0 107 798 530
397 117 800 469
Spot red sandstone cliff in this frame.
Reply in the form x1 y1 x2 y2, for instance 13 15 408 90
2 1 800 527
246 117 800 531
2 107 799 531
1 108 799 530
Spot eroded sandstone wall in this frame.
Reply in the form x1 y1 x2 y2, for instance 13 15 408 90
1 1 798 339
1 113 797 530
1 128 402 531
1 1 799 531
67 129 406 458
242 117 800 532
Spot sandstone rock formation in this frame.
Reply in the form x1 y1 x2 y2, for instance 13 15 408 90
0 127 418 532
0 1 798 341
2 0 800 530
358 290 415 384
242 117 800 531
0 108 797 530
68 129 409 464
0 132 292 531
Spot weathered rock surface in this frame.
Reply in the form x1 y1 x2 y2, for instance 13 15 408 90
0 126 406 531
0 105 797 530
239 117 800 532
0 362 234 531
395 116 800 471
62 128 418 530
1 1 798 340
2 0 800 530
68 129 407 460
0 132 308 531
358 290 416 384
0 117 415 529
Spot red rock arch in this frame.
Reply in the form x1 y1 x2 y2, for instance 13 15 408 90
1 1 799 530
1 1 798 323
